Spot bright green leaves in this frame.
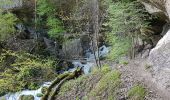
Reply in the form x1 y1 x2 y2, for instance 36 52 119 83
0 11 17 41
37 0 65 39
47 17 65 39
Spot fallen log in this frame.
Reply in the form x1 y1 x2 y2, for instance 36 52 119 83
41 68 83 100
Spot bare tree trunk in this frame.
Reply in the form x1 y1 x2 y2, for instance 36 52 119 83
91 0 101 68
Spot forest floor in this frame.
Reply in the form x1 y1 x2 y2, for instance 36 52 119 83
104 57 170 100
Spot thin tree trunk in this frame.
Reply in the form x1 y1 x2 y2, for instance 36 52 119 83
91 0 101 68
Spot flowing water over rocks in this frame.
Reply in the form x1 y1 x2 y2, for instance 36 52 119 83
2 45 109 100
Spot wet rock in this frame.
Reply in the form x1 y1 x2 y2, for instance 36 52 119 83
41 86 48 94
19 95 34 100
36 93 43 97
61 39 83 59
0 96 6 100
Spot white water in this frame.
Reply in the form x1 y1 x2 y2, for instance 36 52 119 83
70 45 110 74
3 45 109 100
4 82 51 100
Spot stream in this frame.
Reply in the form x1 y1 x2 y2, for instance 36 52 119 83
2 45 109 100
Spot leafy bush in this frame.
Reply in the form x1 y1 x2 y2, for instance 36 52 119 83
0 50 57 95
0 10 17 41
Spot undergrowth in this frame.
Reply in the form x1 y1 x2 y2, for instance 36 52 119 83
0 50 57 95
56 65 121 100
128 85 146 100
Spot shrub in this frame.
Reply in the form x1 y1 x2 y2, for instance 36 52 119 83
0 10 17 41
0 50 57 94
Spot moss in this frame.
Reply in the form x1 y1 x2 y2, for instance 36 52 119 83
128 85 146 100
37 93 44 97
89 70 121 99
19 95 34 100
91 64 111 75
58 75 87 96
41 86 48 94
119 60 129 65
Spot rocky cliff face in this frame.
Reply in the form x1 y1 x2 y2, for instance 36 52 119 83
141 0 170 21
142 0 170 92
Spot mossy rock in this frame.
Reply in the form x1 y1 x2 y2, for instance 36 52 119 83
36 93 43 97
19 95 34 100
0 96 6 100
41 86 48 94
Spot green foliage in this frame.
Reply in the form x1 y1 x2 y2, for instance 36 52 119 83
37 0 65 39
47 17 65 39
19 95 34 100
89 70 121 99
105 0 149 60
0 10 17 41
128 85 146 100
0 50 57 94
37 0 55 16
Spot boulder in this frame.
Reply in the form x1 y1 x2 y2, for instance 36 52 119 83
141 0 170 21
19 95 34 100
149 29 170 91
142 0 170 92
60 39 83 59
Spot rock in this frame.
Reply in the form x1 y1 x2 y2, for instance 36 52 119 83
161 23 170 36
6 38 35 52
41 86 48 94
61 39 83 59
141 0 170 21
142 49 150 58
36 93 43 97
0 96 6 100
149 29 170 91
0 0 34 10
19 95 34 100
